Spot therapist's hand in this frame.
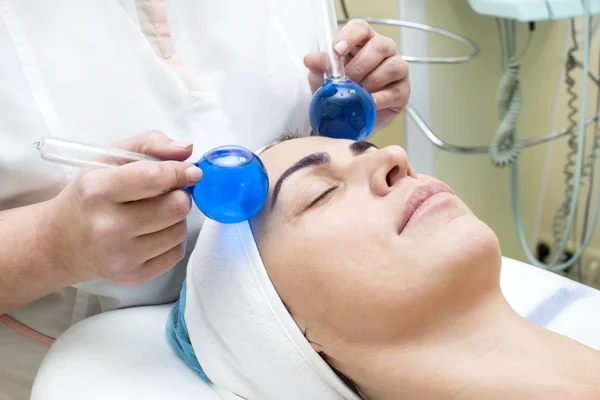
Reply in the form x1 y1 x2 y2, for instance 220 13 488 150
304 18 410 133
45 131 201 286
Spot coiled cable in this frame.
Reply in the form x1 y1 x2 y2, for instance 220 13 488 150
511 3 598 271
552 20 583 251
576 39 600 281
489 61 523 167
489 19 523 167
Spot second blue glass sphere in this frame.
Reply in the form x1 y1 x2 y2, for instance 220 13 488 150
191 146 269 224
309 78 377 141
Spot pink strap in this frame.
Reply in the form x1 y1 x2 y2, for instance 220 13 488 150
0 314 55 347
150 0 174 58
137 0 205 91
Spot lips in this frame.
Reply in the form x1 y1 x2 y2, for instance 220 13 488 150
398 180 454 233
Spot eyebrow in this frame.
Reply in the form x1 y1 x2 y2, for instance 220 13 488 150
270 141 378 210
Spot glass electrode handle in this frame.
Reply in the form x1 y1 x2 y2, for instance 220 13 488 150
34 136 159 169
34 136 269 224
315 0 344 80
309 0 377 142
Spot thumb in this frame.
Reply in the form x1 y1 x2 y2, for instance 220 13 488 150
112 130 193 161
304 52 327 76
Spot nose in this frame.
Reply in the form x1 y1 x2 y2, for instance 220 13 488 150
367 146 412 197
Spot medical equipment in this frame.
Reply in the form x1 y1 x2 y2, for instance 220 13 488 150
467 0 600 22
193 147 269 224
309 0 377 142
33 136 269 225
337 1 480 65
475 1 600 274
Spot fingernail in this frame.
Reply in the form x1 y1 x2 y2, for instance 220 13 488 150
186 166 202 182
171 141 192 149
334 40 348 56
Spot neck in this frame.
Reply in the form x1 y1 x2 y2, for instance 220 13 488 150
347 290 600 400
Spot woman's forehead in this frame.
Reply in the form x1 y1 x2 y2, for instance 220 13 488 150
259 137 352 178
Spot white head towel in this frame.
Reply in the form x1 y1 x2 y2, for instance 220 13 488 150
184 219 362 400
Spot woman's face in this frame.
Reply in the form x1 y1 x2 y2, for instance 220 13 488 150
251 136 501 359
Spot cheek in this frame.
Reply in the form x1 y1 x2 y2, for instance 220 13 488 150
384 215 502 330
413 198 501 271
268 210 386 299
259 208 391 336
442 215 502 291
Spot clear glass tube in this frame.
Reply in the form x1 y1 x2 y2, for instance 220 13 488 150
314 0 344 79
34 136 159 169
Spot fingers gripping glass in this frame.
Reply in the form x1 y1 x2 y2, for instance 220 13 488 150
34 137 269 224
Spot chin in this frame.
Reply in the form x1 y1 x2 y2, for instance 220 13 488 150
450 216 502 288
441 213 499 261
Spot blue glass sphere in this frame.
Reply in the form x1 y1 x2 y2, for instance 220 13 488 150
309 78 377 141
191 146 269 224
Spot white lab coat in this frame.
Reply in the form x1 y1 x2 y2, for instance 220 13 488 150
0 0 317 398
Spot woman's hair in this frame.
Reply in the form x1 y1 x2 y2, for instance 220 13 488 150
282 303 364 398
256 131 302 154
256 129 321 155
319 352 364 398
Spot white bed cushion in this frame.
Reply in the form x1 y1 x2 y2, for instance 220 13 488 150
500 257 600 349
31 304 222 400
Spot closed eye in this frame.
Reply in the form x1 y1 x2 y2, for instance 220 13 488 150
307 185 339 209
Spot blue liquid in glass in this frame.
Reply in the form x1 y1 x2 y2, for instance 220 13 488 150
190 146 269 224
309 78 377 141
